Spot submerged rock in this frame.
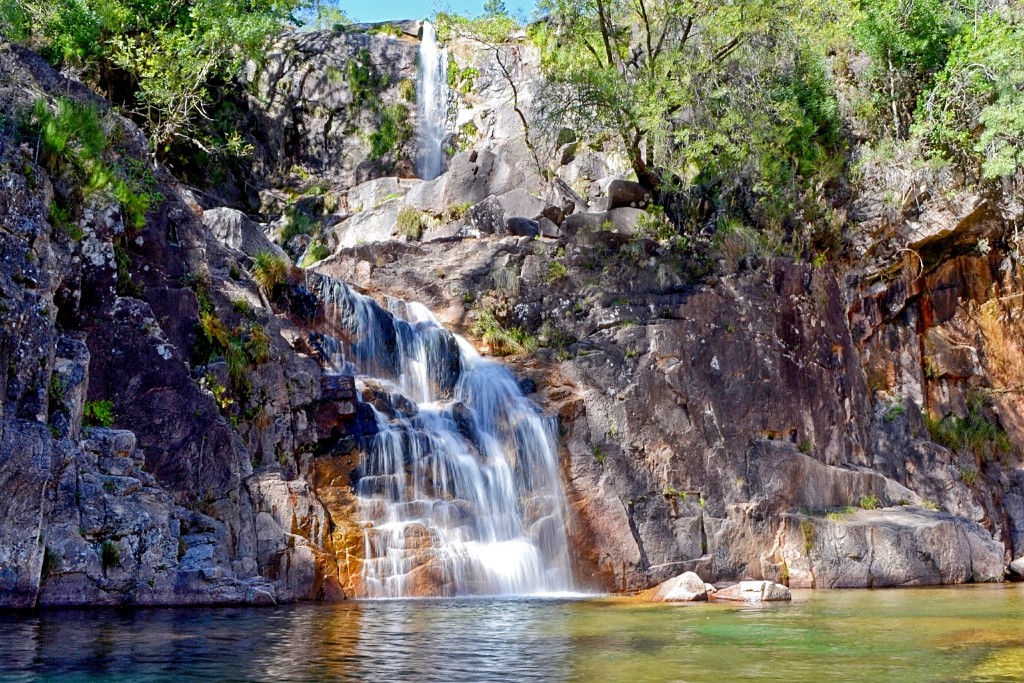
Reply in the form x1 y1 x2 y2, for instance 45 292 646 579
713 581 792 603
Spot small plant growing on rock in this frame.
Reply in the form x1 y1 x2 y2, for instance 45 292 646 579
300 239 330 268
83 400 114 427
251 252 289 294
100 540 121 574
593 446 606 466
41 546 59 581
960 466 980 487
546 260 568 283
800 519 816 554
397 206 428 240
859 494 880 510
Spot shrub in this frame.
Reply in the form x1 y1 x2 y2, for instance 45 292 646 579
546 260 567 284
859 494 880 510
83 400 114 427
299 239 330 268
251 252 289 293
396 206 428 240
100 540 120 573
398 78 416 102
800 519 815 554
470 304 537 356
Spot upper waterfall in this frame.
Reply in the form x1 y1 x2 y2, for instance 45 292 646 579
416 21 449 180
309 275 574 598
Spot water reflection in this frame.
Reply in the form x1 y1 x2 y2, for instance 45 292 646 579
2 586 1024 682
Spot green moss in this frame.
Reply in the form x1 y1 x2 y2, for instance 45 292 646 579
299 239 330 268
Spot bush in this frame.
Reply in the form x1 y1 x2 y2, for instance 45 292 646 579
299 239 330 268
859 494 880 510
83 399 114 427
251 252 289 293
396 206 428 240
546 260 567 283
100 540 120 573
470 304 537 356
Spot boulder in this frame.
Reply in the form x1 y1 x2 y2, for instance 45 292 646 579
405 150 524 215
713 581 792 603
332 199 403 248
607 179 652 209
538 217 561 239
467 196 506 235
646 571 709 602
506 217 540 238
780 507 1005 588
202 208 287 260
1008 557 1024 578
495 188 547 221
346 176 419 213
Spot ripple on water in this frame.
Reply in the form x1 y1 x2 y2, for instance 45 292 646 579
1 586 1023 682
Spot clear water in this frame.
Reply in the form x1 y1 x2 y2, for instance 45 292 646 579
3 585 1024 682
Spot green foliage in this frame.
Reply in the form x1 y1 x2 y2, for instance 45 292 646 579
282 212 316 242
347 48 390 109
100 540 120 573
83 399 114 427
367 22 402 37
398 78 416 103
40 546 59 581
470 303 538 356
915 14 1024 180
299 239 330 268
593 445 606 465
800 519 815 554
859 493 880 510
853 0 958 137
534 0 849 233
11 0 302 156
546 260 567 283
924 392 1013 462
30 98 159 231
396 206 429 240
369 104 411 160
884 401 906 423
251 251 289 293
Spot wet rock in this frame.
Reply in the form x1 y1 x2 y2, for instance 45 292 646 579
713 581 792 603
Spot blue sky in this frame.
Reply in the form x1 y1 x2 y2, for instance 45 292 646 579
344 1 536 23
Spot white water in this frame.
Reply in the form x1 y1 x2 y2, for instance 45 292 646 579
417 21 449 180
312 275 574 598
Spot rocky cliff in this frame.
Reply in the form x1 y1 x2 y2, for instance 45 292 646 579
1 25 1022 607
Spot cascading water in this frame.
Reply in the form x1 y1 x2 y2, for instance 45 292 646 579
416 21 449 180
310 275 574 598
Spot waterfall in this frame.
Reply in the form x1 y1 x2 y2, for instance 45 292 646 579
310 275 574 598
417 21 449 180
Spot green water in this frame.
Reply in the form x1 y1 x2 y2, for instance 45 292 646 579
2 584 1022 681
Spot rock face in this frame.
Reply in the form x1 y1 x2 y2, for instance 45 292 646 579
3 21 1023 609
779 508 1004 588
243 30 420 189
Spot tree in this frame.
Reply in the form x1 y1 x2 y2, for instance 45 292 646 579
915 12 1024 181
853 0 959 139
483 0 508 17
4 0 306 160
532 0 849 231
